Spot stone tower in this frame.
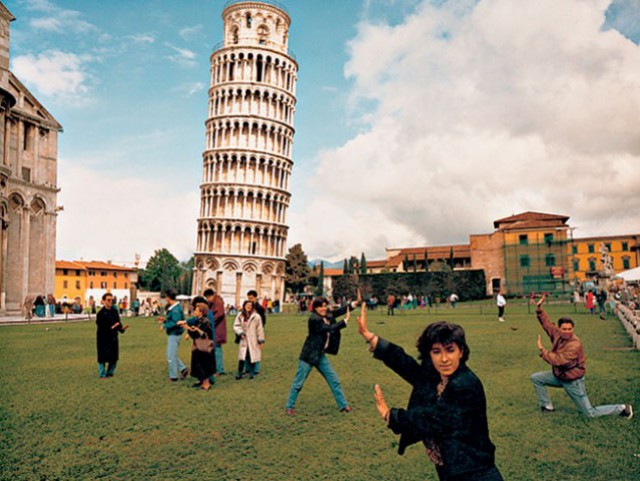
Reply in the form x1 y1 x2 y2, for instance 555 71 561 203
193 0 297 307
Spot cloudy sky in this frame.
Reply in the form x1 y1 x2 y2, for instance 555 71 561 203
8 0 640 265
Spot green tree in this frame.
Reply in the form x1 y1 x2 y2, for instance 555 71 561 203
448 247 455 269
403 254 409 271
424 250 429 272
343 258 349 275
332 273 359 301
285 244 311 293
177 256 194 294
412 253 417 273
349 256 359 274
142 248 182 294
360 252 367 274
315 262 325 296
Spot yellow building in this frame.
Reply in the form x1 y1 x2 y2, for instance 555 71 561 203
55 260 136 302
571 235 640 281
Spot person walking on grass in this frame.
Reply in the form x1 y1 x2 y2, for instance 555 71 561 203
233 300 264 380
355 303 504 481
247 290 266 376
531 294 633 419
157 289 189 382
496 290 506 323
285 297 357 415
204 288 227 376
96 293 129 379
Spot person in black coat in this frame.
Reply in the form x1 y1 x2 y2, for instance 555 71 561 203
356 304 503 481
285 297 357 415
96 293 129 379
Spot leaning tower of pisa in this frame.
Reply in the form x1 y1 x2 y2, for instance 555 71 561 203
193 0 297 307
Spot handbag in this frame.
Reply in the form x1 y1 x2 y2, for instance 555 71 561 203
194 337 214 353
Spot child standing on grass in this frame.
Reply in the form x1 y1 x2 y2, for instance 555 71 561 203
178 300 216 391
233 300 265 380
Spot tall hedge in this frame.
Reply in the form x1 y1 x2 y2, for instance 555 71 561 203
358 270 486 302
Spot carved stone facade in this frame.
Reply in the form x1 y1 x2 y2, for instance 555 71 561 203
193 1 296 307
0 2 62 313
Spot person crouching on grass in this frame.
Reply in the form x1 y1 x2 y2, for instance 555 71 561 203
356 303 504 481
178 300 216 391
531 294 633 419
233 300 265 380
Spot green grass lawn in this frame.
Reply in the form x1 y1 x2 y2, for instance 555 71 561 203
1 303 638 480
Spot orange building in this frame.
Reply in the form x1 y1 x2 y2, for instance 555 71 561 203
571 235 640 281
55 260 136 303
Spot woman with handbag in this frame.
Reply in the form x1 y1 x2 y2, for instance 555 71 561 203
233 300 265 380
178 301 216 391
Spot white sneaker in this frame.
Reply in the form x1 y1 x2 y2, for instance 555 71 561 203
621 404 633 420
498 317 505 322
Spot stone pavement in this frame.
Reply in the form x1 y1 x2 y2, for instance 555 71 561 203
0 313 92 326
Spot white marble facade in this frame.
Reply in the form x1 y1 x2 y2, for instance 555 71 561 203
193 1 296 307
0 2 62 313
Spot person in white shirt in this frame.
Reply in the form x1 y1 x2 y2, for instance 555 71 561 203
496 291 506 322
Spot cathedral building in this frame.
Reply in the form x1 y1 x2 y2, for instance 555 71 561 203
0 2 62 314
192 0 297 307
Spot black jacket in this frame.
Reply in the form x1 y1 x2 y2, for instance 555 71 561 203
298 305 349 366
96 307 125 364
374 338 497 479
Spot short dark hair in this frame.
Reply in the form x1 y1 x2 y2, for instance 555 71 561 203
203 288 215 297
417 321 470 368
311 297 329 311
558 317 575 328
101 293 113 301
165 289 177 301
192 296 207 307
247 290 258 297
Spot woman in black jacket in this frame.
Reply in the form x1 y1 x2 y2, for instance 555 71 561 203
357 304 503 481
285 297 354 415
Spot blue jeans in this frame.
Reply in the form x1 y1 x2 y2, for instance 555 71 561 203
531 371 625 417
166 334 186 380
286 355 348 410
214 344 224 374
98 362 117 378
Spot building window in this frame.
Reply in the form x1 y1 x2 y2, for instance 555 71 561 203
63 280 68 288
605 243 611 252
246 13 252 28
588 244 594 253
75 281 80 289
100 282 107 289
113 282 117 288
23 123 33 151
544 233 554 245
101 271 107 277
572 245 578 254
21 167 31 182
520 255 530 268
63 269 68 276
545 254 556 267
89 281 94 288
623 257 630 269
75 270 81 276
89 270 95 276
124 273 128 278
622 242 629 251
113 272 117 278
588 258 596 271
125 283 128 288
519 234 528 245
573 260 580 272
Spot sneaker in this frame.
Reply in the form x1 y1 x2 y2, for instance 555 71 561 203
285 408 295 415
180 368 189 380
620 404 633 420
540 406 555 413
498 317 505 322
235 373 243 380
340 406 352 413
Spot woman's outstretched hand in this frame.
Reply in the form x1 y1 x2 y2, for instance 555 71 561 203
357 302 378 348
536 293 546 308
374 384 390 422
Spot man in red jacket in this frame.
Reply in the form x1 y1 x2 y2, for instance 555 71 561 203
204 288 226 375
531 294 633 419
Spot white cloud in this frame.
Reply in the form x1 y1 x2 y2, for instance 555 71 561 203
179 25 204 41
165 43 198 67
28 7 97 34
11 50 93 103
129 33 156 44
293 0 640 260
56 159 199 264
174 82 206 97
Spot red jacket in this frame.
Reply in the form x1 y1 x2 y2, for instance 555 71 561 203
209 295 227 344
537 308 586 381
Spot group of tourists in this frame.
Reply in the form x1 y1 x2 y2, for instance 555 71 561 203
94 286 634 481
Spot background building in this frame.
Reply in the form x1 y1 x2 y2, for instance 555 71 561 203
0 2 62 314
55 260 136 304
193 0 297 307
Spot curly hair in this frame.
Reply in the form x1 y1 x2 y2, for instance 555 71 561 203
416 321 470 367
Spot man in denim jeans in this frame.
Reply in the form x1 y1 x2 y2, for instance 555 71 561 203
531 294 633 419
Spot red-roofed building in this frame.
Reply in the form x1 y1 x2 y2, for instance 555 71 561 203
55 260 137 304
